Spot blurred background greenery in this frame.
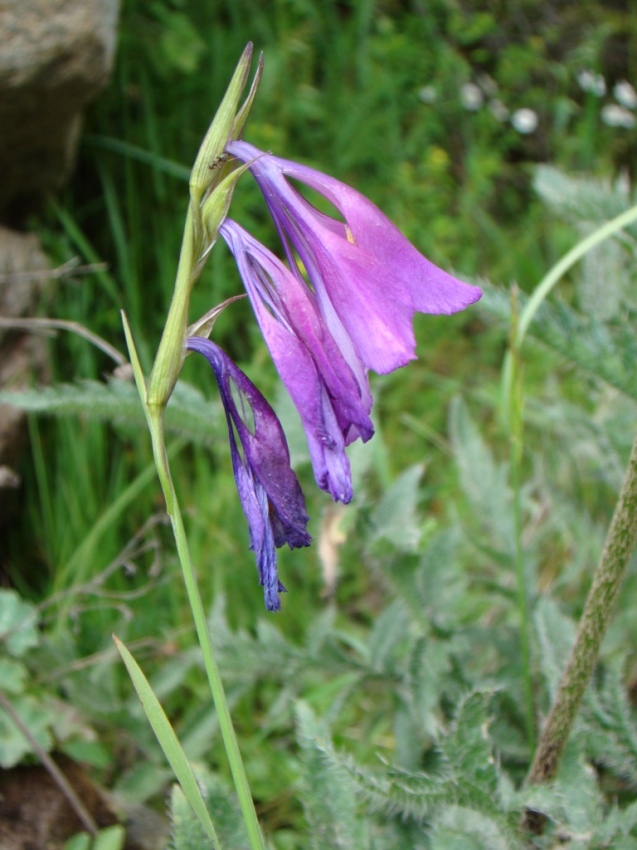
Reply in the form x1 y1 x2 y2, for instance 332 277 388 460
3 1 637 847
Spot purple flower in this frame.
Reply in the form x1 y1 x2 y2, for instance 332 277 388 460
186 336 311 611
226 140 482 376
219 218 373 503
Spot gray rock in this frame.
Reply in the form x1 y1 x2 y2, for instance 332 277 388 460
0 0 120 221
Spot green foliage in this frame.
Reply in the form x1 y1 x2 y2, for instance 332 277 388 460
5 2 637 848
168 767 250 850
295 702 370 850
63 826 126 850
0 377 222 446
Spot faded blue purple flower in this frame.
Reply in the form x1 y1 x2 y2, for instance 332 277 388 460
186 336 310 611
219 218 373 503
226 140 482 378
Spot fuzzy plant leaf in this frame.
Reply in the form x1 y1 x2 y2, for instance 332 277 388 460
369 464 424 552
367 599 411 674
428 804 514 850
534 165 635 229
534 597 577 701
438 690 502 811
479 285 637 400
295 701 371 850
168 768 249 850
448 396 514 552
0 378 222 445
0 590 39 657
0 694 54 768
582 658 637 789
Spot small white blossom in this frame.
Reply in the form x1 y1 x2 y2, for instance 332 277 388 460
418 85 437 104
511 108 538 134
489 99 509 122
601 103 636 128
460 82 483 111
577 70 606 96
614 80 637 109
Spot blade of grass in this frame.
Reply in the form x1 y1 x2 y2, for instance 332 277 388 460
113 635 222 848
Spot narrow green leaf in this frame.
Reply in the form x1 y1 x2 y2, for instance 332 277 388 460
63 834 91 850
113 636 221 849
92 825 126 850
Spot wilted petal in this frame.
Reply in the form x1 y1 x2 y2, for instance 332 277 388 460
227 140 482 375
186 336 310 610
220 218 374 502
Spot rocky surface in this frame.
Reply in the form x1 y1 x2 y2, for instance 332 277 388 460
0 0 120 223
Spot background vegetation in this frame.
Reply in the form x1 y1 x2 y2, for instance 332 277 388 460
3 0 637 847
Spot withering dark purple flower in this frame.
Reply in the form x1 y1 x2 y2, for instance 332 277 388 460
186 336 310 611
227 140 482 376
219 218 373 503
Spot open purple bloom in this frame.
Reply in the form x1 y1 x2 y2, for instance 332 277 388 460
227 140 482 376
186 336 311 611
219 218 373 503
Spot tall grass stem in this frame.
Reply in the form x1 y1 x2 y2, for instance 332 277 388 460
508 297 536 750
123 316 265 850
527 428 637 785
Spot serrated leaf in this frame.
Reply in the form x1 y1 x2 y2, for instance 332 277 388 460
0 378 222 445
430 804 513 850
0 694 54 767
169 767 249 850
440 690 500 805
534 165 634 228
0 589 39 657
367 600 410 674
448 397 513 551
295 701 370 850
370 465 424 551
534 597 576 700
479 285 637 400
0 658 28 694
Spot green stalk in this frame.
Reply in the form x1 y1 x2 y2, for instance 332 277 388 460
503 200 637 771
527 428 637 786
507 295 535 750
516 202 637 348
123 318 265 850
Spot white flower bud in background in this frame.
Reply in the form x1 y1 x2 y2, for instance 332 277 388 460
577 70 606 96
511 108 538 134
613 80 637 109
601 103 636 128
460 82 483 111
418 85 437 104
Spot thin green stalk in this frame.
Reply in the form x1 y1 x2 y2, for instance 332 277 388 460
508 297 535 750
527 428 637 787
148 411 265 850
123 317 265 850
503 200 637 766
516 201 637 347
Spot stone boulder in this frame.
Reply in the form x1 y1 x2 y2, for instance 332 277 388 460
0 0 120 223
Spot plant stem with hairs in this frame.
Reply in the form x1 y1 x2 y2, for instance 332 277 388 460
526 429 637 793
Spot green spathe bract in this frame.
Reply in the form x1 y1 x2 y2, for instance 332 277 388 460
147 44 262 411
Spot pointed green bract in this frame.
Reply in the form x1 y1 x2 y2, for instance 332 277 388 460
113 636 222 849
189 42 254 204
147 43 262 411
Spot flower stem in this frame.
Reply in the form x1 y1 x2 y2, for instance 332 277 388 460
507 295 536 751
123 315 264 850
527 428 637 787
147 407 266 850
